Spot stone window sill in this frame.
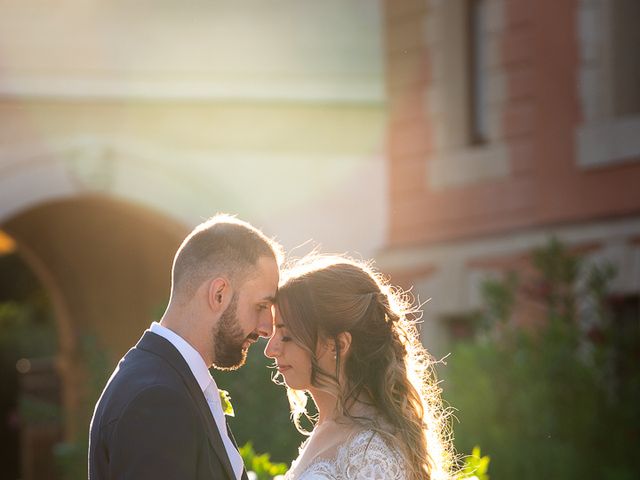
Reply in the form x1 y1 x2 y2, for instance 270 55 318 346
427 143 508 190
577 114 640 169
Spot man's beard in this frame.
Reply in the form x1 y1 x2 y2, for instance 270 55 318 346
212 294 255 371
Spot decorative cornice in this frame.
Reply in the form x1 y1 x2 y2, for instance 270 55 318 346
0 76 384 105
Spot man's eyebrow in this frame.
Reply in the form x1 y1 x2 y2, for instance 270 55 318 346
261 295 276 303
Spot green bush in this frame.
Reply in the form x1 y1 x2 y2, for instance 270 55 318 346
55 334 112 480
458 446 490 480
0 300 57 359
0 253 59 478
239 442 288 480
443 239 640 479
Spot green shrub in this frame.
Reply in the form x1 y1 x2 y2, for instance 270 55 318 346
55 333 112 480
239 442 288 480
443 239 639 479
458 446 490 480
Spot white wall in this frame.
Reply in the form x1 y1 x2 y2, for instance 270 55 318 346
0 0 387 258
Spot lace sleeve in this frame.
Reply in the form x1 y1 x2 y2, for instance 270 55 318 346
287 429 409 480
339 431 408 480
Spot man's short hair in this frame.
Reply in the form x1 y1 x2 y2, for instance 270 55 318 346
170 214 282 301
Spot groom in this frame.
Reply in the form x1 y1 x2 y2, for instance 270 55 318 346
89 215 281 479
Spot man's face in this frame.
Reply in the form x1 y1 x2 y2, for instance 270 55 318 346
211 256 279 370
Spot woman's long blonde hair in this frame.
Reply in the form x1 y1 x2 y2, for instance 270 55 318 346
273 256 454 480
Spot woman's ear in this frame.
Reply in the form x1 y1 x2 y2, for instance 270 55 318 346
335 332 352 357
318 332 352 360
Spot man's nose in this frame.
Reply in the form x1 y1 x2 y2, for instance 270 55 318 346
257 319 274 338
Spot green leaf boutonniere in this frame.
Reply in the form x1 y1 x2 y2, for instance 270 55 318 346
218 389 235 417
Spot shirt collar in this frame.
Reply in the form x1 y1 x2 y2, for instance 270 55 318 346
149 322 215 393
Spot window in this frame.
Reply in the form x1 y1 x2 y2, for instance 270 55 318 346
425 0 509 188
467 0 490 145
611 0 640 117
576 0 640 168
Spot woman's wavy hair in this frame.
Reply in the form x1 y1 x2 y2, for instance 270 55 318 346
273 255 454 480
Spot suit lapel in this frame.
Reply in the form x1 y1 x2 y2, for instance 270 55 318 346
136 331 237 480
226 418 250 480
226 419 239 449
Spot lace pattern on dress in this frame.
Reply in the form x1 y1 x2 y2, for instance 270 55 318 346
285 430 407 480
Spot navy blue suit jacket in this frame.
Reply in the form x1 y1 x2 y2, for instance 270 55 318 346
89 331 248 480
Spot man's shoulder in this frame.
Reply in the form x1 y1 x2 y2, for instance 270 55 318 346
125 340 187 383
89 349 203 476
94 343 191 424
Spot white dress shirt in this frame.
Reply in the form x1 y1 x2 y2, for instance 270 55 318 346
149 322 244 480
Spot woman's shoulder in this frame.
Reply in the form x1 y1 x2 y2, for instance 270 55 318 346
286 424 408 480
342 428 406 460
334 428 408 479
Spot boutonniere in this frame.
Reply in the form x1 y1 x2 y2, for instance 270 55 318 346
218 389 235 417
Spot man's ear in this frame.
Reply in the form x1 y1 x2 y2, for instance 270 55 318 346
207 277 232 313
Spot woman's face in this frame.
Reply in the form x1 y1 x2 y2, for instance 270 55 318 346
264 307 313 390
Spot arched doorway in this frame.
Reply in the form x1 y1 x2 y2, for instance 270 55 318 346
0 195 187 479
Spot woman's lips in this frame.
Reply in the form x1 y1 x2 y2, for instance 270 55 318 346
277 365 291 373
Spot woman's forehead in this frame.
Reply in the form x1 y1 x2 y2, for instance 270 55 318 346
273 306 287 324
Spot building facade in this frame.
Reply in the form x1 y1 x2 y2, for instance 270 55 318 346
381 0 640 354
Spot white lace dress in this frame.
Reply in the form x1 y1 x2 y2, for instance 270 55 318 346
284 429 408 480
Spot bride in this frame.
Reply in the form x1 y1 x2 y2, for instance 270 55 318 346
265 256 454 480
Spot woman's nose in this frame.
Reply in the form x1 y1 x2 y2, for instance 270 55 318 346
264 335 279 359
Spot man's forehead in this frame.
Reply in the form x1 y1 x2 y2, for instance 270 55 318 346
242 258 278 295
260 294 276 304
257 257 279 284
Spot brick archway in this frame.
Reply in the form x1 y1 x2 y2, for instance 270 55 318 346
1 195 188 461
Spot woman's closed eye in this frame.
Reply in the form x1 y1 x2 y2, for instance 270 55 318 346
275 325 292 342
